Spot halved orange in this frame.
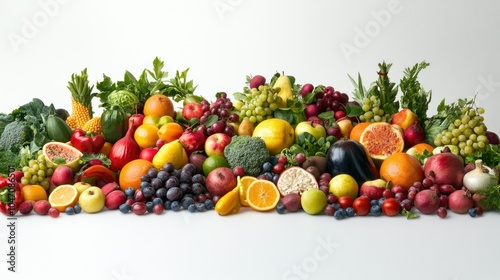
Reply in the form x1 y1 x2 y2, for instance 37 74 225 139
246 180 280 212
239 176 257 207
411 143 434 154
349 121 371 142
359 122 405 161
48 184 79 212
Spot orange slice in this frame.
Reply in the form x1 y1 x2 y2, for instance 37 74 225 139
359 122 405 161
276 166 318 196
48 184 79 212
239 176 257 207
246 180 280 212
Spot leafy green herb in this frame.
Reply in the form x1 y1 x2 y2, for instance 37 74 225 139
423 98 471 145
0 149 21 176
475 184 500 210
79 153 112 167
464 144 500 167
402 208 420 220
399 61 432 122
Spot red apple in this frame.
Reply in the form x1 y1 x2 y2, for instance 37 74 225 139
50 165 74 186
249 75 266 89
359 179 388 200
182 102 204 121
156 139 166 149
205 167 237 197
139 147 158 162
307 116 323 126
305 104 320 118
129 113 145 129
204 132 232 157
301 83 314 97
486 131 500 145
179 129 206 155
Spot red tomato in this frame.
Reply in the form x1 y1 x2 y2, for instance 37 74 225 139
352 196 370 216
338 196 353 209
382 198 401 216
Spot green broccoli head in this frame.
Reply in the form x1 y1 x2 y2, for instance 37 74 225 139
0 120 33 152
223 135 270 177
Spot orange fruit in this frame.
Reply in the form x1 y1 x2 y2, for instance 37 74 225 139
119 159 155 191
48 184 79 211
411 143 434 154
157 122 184 143
379 152 424 190
134 124 159 149
349 122 371 142
246 179 280 211
359 122 405 161
143 93 174 118
99 142 113 157
239 176 257 206
21 184 48 201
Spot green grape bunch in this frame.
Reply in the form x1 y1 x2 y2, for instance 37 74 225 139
20 150 53 189
233 85 282 125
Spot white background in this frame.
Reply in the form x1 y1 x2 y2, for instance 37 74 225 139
1 0 500 279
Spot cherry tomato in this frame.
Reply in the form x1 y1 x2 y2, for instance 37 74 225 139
352 196 370 216
382 198 401 216
338 196 353 209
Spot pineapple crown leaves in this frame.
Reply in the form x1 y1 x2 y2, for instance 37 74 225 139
67 68 95 113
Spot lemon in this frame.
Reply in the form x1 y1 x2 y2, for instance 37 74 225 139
152 140 188 170
252 118 294 155
328 174 359 200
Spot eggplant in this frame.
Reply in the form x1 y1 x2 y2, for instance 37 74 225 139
326 139 379 186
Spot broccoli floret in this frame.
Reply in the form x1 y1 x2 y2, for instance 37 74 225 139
0 120 33 152
224 135 270 177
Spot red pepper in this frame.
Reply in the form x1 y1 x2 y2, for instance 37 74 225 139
0 176 23 216
71 129 106 154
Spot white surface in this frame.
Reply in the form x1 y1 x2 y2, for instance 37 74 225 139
1 0 500 279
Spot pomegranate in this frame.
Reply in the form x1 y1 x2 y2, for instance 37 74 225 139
485 131 500 145
423 149 465 190
403 121 425 147
448 189 474 214
414 189 440 214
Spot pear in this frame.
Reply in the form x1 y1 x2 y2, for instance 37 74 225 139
152 140 188 170
273 75 293 108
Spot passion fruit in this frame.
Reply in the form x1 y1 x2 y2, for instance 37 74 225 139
42 142 83 173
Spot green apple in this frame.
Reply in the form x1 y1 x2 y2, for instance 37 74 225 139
73 182 93 195
78 186 105 213
301 188 327 215
295 121 326 141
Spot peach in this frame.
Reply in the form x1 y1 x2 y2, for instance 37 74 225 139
391 109 418 130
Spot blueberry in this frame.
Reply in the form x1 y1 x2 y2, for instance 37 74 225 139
370 200 379 206
73 205 82 214
171 201 181 212
276 204 286 214
140 181 150 190
196 203 207 212
337 208 347 218
152 197 164 206
146 201 154 213
262 162 273 173
370 205 382 216
468 208 477 217
119 203 131 213
204 199 214 210
345 207 355 217
65 207 75 215
124 187 135 198
333 210 344 220
268 156 278 165
378 197 386 206
187 204 197 213
181 197 195 209
331 203 340 210
164 200 172 210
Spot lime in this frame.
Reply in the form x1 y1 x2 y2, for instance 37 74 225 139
328 174 359 200
202 154 229 176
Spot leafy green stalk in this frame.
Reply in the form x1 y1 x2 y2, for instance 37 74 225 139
400 61 432 122
369 61 399 116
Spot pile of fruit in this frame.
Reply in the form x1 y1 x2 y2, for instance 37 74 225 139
1 58 500 219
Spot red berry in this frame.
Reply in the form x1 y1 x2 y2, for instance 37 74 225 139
48 207 60 218
437 207 447 218
272 163 286 174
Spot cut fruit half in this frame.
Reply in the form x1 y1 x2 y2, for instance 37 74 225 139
246 180 280 212
359 122 405 161
42 142 83 173
48 184 79 212
276 166 319 196
239 176 257 207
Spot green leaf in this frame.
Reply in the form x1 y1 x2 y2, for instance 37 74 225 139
203 115 219 127
233 92 246 101
346 103 364 117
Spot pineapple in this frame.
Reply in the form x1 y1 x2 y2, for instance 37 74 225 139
82 117 102 135
66 68 94 129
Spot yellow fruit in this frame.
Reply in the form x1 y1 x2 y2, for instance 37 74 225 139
152 140 188 170
328 174 358 200
246 179 280 212
21 185 48 202
134 124 159 149
237 119 255 136
252 118 294 155
157 122 184 143
48 184 79 212
239 176 257 207
273 75 293 108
